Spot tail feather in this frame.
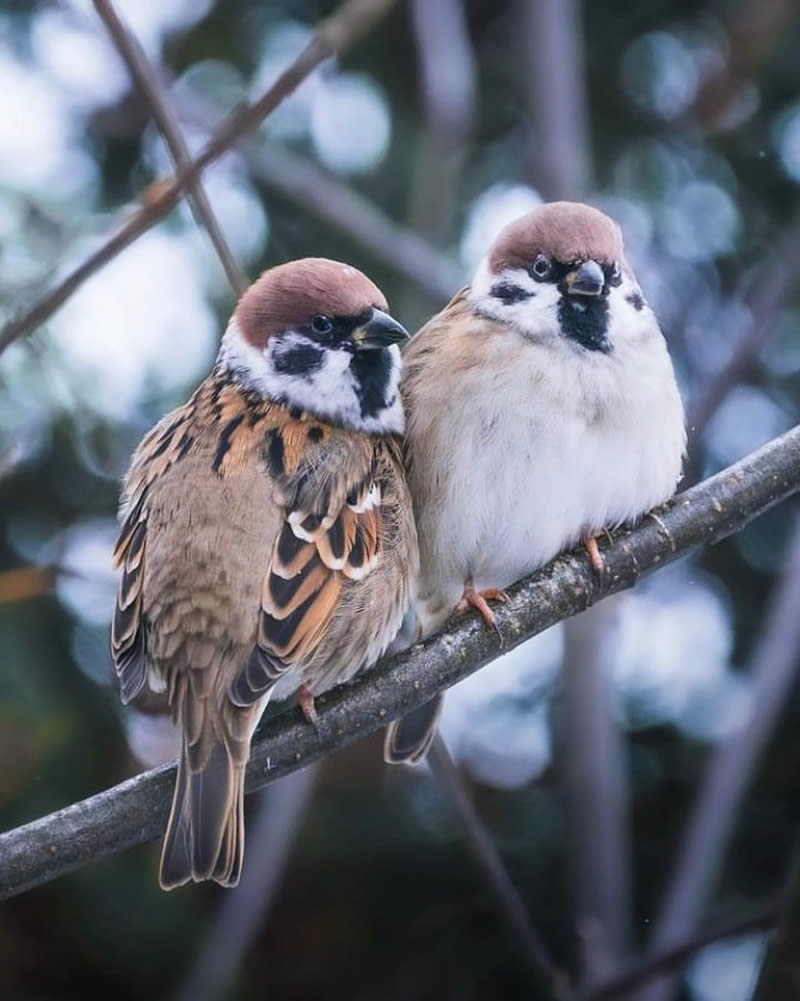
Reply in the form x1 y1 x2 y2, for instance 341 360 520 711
384 695 443 765
159 740 245 890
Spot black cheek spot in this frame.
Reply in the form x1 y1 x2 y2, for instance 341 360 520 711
490 281 534 305
273 344 324 377
307 426 324 444
267 429 285 477
626 292 645 312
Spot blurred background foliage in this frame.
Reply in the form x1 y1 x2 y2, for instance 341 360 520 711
1 1 800 999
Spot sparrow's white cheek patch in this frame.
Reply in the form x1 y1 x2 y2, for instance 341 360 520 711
603 282 657 350
217 320 404 434
265 342 358 417
470 259 560 334
271 333 325 377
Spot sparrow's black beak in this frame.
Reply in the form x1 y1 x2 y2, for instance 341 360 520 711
352 308 409 349
565 259 605 297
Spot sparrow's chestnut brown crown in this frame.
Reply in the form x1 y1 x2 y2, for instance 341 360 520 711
235 258 390 349
221 257 407 433
489 201 624 273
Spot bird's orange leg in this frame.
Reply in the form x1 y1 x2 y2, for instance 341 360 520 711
297 683 318 724
583 533 605 575
455 577 509 634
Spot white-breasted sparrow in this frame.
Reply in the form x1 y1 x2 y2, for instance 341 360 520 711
384 201 685 764
112 258 418 887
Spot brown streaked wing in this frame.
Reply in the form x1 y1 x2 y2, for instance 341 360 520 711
228 444 386 708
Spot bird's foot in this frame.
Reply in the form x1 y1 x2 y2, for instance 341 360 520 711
455 579 509 642
297 683 318 725
583 533 605 577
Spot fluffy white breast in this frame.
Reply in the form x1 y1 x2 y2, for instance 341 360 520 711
410 263 686 632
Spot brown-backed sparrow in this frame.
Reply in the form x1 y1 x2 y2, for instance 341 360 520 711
112 258 418 888
384 201 686 764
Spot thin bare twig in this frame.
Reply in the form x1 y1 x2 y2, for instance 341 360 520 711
92 0 246 296
0 567 56 603
173 90 461 303
635 512 800 1001
0 0 399 354
577 904 777 1001
236 141 460 302
1 424 800 901
428 737 569 999
173 765 320 1001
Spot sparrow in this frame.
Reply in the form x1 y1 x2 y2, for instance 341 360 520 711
384 201 686 764
111 257 418 888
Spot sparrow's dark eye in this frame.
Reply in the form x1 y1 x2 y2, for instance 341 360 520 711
311 315 333 336
608 262 622 287
531 255 552 281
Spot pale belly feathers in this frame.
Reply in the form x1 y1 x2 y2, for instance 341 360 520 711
411 337 685 630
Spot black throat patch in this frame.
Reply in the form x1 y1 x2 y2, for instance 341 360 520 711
350 347 393 419
557 295 611 353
